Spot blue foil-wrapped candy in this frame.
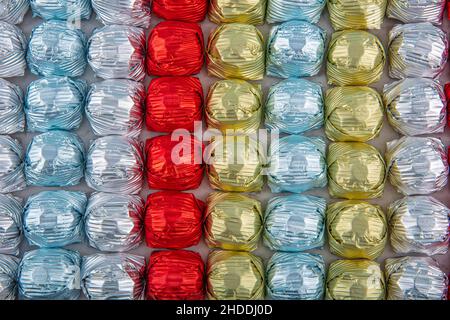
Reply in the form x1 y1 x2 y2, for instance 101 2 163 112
268 135 327 193
25 77 87 132
84 192 145 252
29 0 92 20
0 194 22 256
266 20 326 78
0 22 27 78
265 79 324 134
24 131 85 187
0 0 29 24
266 0 326 24
0 135 26 193
18 248 81 300
264 194 326 251
87 25 146 81
81 253 146 300
92 0 151 28
0 254 19 300
0 79 25 134
23 191 87 248
85 79 145 138
266 252 325 300
386 0 446 24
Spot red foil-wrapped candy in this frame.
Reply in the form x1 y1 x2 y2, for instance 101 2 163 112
145 191 204 249
147 21 204 76
146 77 203 133
152 0 208 22
445 83 450 127
145 134 204 190
146 250 205 300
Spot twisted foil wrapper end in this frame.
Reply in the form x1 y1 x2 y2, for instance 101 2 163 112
0 194 22 256
0 0 29 24
30 0 92 20
0 22 27 78
0 135 25 193
0 254 19 300
327 0 387 30
387 0 445 24
265 0 326 24
0 78 25 134
92 0 150 28
208 0 267 25
152 0 207 22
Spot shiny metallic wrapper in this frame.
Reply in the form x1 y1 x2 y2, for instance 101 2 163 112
388 23 448 79
387 196 449 255
265 0 326 24
327 30 385 86
208 0 266 25
23 191 87 248
0 254 19 300
264 194 326 251
27 20 87 77
0 79 24 134
81 253 146 300
207 23 265 81
385 137 448 195
327 0 387 30
92 0 150 28
383 78 446 136
86 79 145 138
25 77 87 132
327 142 386 199
0 135 25 193
18 248 81 300
30 0 92 20
266 20 326 78
25 131 85 187
266 252 325 300
88 25 146 81
206 250 265 300
0 22 27 78
387 0 445 24
85 136 144 194
327 200 387 260
206 79 262 134
204 192 263 251
268 135 327 193
84 192 144 252
0 0 29 24
325 86 384 142
385 256 449 300
0 194 22 256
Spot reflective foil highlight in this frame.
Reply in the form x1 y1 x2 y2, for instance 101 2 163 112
387 0 445 24
0 254 18 300
265 0 326 24
92 0 150 28
152 0 207 22
0 194 22 256
208 0 267 25
327 0 387 30
0 135 25 193
0 0 29 24
30 0 92 20
0 22 27 78
0 78 24 134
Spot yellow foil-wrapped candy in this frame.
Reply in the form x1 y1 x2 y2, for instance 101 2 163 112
208 0 267 25
206 79 263 134
204 192 263 251
207 23 265 80
327 30 385 86
325 86 384 142
327 142 386 199
326 259 385 300
326 200 387 259
327 0 387 31
206 250 265 300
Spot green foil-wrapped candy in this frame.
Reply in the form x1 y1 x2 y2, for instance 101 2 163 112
208 0 267 25
327 0 387 31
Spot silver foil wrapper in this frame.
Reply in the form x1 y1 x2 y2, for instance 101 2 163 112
383 78 446 136
87 25 146 81
23 191 87 248
0 135 25 193
0 22 27 78
30 0 92 20
266 0 326 24
388 22 448 79
0 254 19 300
0 0 29 24
92 0 151 28
84 192 144 252
85 136 144 194
27 20 87 77
265 78 324 134
81 253 146 300
385 136 448 195
0 194 22 256
86 79 145 138
386 0 445 24
266 252 325 300
25 77 87 132
0 78 25 134
18 248 81 300
387 196 449 255
264 194 326 251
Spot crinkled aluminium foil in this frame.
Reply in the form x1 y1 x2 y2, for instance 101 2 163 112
327 0 387 30
0 254 19 300
29 0 92 21
0 135 26 193
0 78 24 134
0 194 22 256
265 0 326 24
0 21 27 78
0 0 29 24
387 0 445 24
92 0 150 28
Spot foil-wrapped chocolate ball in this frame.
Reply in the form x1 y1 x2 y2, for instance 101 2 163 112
23 191 87 248
25 131 85 187
264 194 326 251
327 142 386 199
268 135 327 193
0 22 27 78
25 77 87 132
84 192 144 252
81 253 146 300
27 20 87 77
0 254 19 300
385 256 449 300
206 79 262 134
327 30 385 86
326 259 385 300
92 0 150 28
387 196 449 255
0 194 22 256
207 23 265 80
327 0 387 30
0 79 24 134
385 137 448 195
266 21 326 78
388 23 448 79
88 25 146 81
152 0 207 22
208 0 266 25
204 192 262 252
0 0 29 24
327 200 388 260
206 250 265 300
85 79 145 138
387 0 446 25
266 252 325 300
325 86 384 142
0 135 25 193
85 136 144 194
30 0 92 20
266 0 326 24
